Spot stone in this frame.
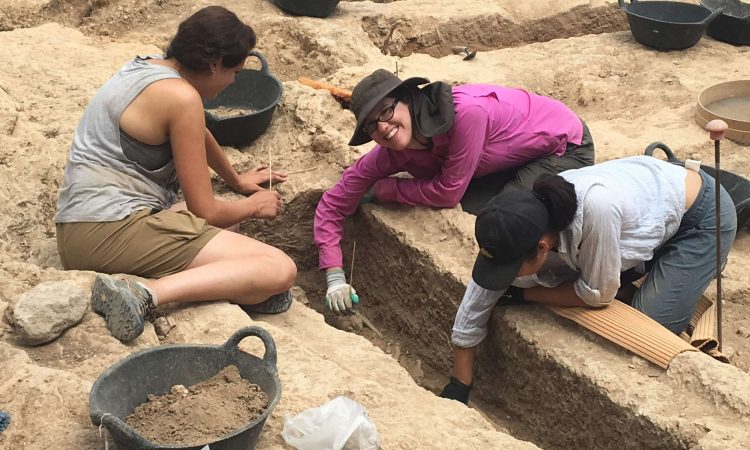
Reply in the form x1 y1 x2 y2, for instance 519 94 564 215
10 280 88 345
153 316 174 338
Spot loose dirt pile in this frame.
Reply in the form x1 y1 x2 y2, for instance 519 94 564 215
126 365 268 446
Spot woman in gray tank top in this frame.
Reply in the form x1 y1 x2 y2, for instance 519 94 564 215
54 6 296 343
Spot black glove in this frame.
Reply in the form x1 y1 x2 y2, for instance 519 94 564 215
439 377 472 405
497 286 526 306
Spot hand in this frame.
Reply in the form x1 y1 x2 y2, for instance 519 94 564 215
248 190 281 219
232 165 288 194
439 377 472 405
497 286 526 306
325 269 358 314
360 186 376 205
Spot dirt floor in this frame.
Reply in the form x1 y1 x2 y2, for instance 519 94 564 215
0 0 749 448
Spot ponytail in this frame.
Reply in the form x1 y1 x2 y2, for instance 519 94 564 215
532 174 577 231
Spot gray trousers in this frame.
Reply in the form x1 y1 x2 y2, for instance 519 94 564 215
631 169 737 334
460 121 595 215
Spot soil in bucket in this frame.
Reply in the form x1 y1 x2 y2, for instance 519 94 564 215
207 106 259 118
125 365 269 446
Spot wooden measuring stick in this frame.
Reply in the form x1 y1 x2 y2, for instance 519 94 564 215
268 148 272 191
349 241 357 295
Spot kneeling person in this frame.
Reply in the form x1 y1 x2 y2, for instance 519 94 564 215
441 155 737 404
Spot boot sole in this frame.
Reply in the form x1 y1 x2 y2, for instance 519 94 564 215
240 290 293 315
91 275 144 342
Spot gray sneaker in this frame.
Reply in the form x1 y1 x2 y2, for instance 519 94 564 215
240 290 292 315
91 275 156 342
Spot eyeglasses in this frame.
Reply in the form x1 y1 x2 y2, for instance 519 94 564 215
362 98 400 135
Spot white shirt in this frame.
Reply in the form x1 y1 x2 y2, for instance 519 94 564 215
452 156 687 348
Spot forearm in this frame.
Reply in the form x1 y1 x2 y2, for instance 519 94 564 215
195 196 258 229
524 282 588 307
452 345 477 385
374 177 464 208
204 129 240 189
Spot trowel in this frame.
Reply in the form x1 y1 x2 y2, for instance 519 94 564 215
451 46 477 61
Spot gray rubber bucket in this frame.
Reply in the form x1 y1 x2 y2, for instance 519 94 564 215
89 327 281 450
645 142 750 229
203 51 283 147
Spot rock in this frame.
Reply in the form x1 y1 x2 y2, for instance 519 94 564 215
170 385 189 397
10 280 88 345
737 327 750 338
153 316 174 338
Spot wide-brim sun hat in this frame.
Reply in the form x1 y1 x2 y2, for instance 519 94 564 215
348 69 429 146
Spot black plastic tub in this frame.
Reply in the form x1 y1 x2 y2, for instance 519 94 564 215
89 327 281 450
272 0 340 18
204 51 282 147
702 0 750 45
645 142 750 229
619 0 723 50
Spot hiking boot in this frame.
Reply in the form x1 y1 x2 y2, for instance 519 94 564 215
91 275 157 342
240 290 292 315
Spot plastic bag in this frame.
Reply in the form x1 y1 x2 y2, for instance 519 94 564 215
281 396 380 450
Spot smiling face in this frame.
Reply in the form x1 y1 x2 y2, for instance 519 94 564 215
363 96 420 151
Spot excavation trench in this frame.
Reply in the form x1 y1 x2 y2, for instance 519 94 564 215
242 191 715 450
362 5 629 58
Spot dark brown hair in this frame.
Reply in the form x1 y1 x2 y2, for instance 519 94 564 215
532 174 578 232
165 6 256 73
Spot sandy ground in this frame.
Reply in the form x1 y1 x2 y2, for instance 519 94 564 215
0 0 749 448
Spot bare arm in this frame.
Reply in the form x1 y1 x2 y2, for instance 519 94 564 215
524 282 589 307
166 83 277 227
451 346 477 385
203 130 288 193
204 129 241 188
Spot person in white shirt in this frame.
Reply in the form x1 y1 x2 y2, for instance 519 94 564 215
440 156 737 404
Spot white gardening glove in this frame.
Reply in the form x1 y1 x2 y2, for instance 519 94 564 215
325 269 359 314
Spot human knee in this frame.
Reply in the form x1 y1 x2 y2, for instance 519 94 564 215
264 248 296 291
279 253 297 290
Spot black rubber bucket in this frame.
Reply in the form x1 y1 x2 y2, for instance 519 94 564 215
645 142 750 229
702 0 750 45
204 51 282 147
272 0 340 18
89 327 281 450
619 0 723 50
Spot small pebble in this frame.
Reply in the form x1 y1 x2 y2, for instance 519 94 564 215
153 317 174 337
170 385 189 397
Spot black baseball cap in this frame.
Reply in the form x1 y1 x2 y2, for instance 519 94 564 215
348 69 429 146
472 190 549 291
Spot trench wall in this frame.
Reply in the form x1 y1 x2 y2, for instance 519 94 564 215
246 192 750 449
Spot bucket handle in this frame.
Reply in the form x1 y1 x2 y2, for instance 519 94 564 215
221 326 278 367
701 6 724 25
247 50 270 76
644 142 682 162
617 0 636 9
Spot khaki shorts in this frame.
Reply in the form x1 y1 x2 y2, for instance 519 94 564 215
56 208 222 279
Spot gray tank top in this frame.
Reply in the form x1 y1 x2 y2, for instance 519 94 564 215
55 56 182 223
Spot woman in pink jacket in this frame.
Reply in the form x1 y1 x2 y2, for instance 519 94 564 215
314 69 594 313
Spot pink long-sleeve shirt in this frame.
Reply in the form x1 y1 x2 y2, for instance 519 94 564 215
314 84 584 269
